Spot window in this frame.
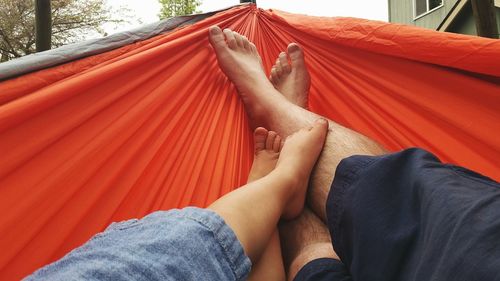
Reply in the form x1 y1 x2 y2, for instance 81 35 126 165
414 0 443 18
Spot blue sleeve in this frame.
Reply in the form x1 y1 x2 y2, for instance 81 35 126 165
25 208 251 281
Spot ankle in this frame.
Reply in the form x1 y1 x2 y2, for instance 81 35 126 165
241 88 286 129
271 168 300 191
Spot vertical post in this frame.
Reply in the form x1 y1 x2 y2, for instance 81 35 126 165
35 0 52 52
471 0 499 38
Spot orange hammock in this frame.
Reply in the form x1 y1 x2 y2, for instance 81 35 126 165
0 4 499 280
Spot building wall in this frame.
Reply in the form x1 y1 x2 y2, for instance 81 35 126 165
389 0 460 29
388 0 414 25
389 0 500 37
448 6 500 37
414 4 448 28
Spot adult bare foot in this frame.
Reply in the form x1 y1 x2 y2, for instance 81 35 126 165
247 127 282 182
208 26 276 126
276 119 329 219
270 43 310 108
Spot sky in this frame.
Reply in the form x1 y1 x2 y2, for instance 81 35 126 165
103 0 388 35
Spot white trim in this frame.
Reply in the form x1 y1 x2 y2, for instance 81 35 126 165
413 0 444 21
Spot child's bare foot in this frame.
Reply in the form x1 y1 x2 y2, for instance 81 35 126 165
276 119 329 219
247 128 283 183
269 43 310 108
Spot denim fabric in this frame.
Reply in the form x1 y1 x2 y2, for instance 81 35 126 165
25 207 252 281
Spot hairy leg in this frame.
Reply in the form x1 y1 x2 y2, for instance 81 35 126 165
270 44 341 280
207 119 328 263
306 120 386 222
267 42 387 221
280 208 338 281
209 26 386 223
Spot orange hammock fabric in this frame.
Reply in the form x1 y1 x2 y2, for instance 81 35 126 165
1 5 499 280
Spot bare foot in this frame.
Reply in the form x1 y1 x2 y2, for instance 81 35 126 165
270 43 310 108
209 26 289 129
276 119 329 219
208 26 276 123
247 128 286 281
247 127 283 182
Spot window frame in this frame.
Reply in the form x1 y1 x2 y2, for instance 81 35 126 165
413 0 444 20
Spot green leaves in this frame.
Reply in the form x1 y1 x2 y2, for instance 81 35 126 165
0 0 126 62
158 0 202 20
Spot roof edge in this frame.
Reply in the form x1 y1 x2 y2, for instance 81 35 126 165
0 5 241 81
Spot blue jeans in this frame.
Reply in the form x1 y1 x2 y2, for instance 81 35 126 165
25 207 252 281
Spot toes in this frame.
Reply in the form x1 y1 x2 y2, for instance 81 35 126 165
275 60 283 77
271 51 291 81
233 31 244 48
269 74 275 84
241 35 251 51
249 42 258 54
271 67 278 83
266 131 278 150
208 26 227 51
279 52 291 73
287 43 306 67
273 135 282 152
287 43 303 57
254 127 268 152
223 28 237 49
